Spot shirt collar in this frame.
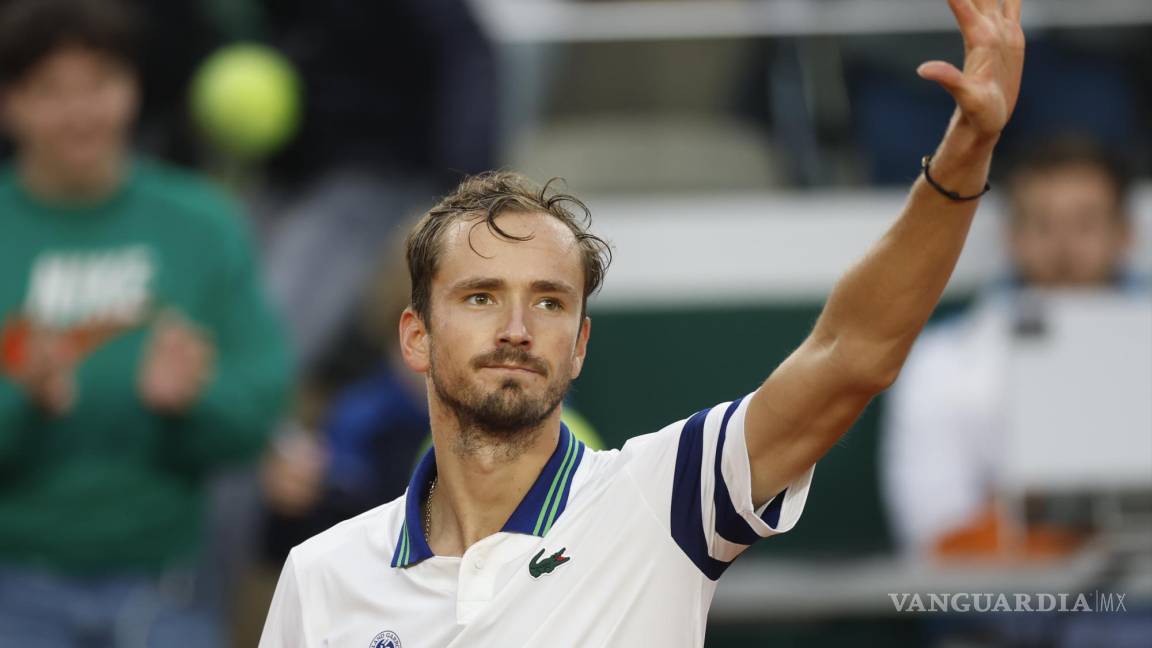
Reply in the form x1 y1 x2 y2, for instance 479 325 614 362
391 422 585 568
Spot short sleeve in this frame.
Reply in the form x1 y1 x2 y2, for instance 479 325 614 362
260 552 308 648
621 394 815 580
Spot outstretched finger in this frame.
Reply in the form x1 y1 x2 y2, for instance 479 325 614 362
1002 0 1022 22
946 0 980 28
917 61 966 98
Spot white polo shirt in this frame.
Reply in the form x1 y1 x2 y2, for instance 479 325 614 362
260 394 815 648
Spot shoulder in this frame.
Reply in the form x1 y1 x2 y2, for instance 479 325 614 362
288 493 407 575
579 413 697 489
562 403 738 509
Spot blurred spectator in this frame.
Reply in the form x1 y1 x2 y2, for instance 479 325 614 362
258 0 499 383
261 354 431 561
0 0 222 167
882 136 1140 558
0 1 289 646
260 248 429 561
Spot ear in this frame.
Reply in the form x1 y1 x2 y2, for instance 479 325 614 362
399 306 430 373
570 316 591 380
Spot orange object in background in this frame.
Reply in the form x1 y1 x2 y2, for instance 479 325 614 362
0 316 34 377
0 315 136 378
933 504 1089 562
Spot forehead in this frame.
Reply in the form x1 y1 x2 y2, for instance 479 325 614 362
434 211 584 291
1012 165 1121 220
19 45 128 83
1014 165 1116 203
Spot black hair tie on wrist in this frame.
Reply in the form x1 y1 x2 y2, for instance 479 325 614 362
921 154 991 201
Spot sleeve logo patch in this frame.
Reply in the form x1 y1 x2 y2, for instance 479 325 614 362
370 630 402 648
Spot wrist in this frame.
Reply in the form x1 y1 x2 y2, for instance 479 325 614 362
922 154 990 202
941 112 1000 160
923 113 999 197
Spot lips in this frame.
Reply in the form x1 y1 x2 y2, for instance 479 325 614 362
484 364 541 375
473 350 548 377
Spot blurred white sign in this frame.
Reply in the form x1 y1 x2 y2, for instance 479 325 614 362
1003 292 1152 492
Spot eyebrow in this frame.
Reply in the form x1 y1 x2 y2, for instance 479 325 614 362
450 277 579 297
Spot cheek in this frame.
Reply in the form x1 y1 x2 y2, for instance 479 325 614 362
70 88 133 140
98 84 136 129
1011 235 1046 265
1017 223 1063 257
429 325 480 372
1070 231 1121 268
545 330 581 372
6 97 51 137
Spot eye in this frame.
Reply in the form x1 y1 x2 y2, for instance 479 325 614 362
465 293 493 306
537 298 564 311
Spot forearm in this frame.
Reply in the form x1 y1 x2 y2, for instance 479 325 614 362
167 346 290 469
168 208 292 469
815 115 999 382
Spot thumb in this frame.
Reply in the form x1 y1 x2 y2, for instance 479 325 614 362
917 60 966 98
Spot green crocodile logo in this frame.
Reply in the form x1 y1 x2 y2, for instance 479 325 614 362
528 547 570 578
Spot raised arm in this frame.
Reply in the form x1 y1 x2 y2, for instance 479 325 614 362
745 0 1025 506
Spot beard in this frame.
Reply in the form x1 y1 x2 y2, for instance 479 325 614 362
429 343 571 453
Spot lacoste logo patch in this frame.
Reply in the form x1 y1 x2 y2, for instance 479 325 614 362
529 547 570 578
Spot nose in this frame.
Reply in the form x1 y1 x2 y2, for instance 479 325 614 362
498 303 533 348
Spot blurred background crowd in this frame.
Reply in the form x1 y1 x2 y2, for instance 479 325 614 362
0 0 1149 646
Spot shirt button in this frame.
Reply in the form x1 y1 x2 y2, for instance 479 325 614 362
474 559 484 570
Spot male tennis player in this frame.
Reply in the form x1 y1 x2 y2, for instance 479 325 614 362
261 1 1024 645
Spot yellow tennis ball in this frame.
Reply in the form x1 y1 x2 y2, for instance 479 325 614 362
190 44 301 158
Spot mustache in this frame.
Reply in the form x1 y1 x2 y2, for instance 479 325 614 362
471 348 549 375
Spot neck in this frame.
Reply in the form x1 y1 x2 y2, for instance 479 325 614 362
18 150 126 203
425 395 562 556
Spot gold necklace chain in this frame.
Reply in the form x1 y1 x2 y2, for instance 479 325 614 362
423 477 437 543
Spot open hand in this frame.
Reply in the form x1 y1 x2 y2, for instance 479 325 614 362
918 0 1025 137
13 329 76 417
261 428 328 516
138 313 215 414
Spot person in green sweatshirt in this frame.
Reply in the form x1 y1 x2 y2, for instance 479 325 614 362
0 0 290 645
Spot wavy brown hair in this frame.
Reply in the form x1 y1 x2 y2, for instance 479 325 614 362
406 171 612 324
0 0 140 86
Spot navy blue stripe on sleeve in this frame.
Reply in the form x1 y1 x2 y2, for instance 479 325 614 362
713 396 792 533
670 406 734 581
711 396 765 546
762 487 786 528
